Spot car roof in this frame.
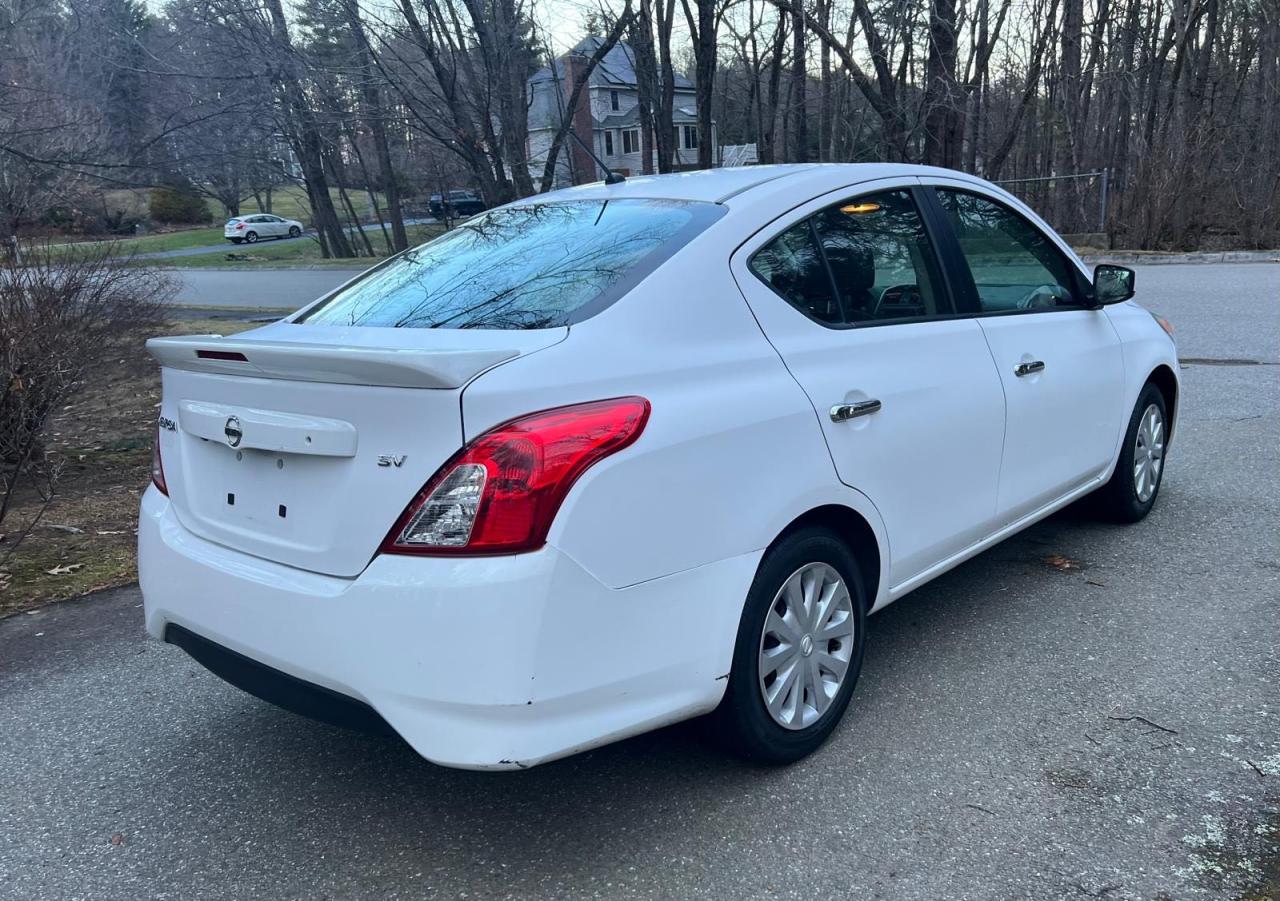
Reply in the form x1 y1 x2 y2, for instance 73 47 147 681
514 163 1001 207
521 164 818 205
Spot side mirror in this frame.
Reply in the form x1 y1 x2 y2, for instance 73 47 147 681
1092 264 1136 305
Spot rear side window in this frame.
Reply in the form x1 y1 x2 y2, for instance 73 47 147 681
298 199 721 329
748 189 948 326
935 189 1081 312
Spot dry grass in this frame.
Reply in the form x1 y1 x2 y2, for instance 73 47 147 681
0 318 255 617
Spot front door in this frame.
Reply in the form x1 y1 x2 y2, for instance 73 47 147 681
731 183 1006 588
928 186 1126 520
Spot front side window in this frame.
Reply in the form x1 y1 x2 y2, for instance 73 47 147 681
749 189 948 326
936 189 1081 312
298 199 721 329
810 190 946 322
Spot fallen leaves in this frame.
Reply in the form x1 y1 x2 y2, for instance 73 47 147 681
1042 553 1084 572
45 563 84 576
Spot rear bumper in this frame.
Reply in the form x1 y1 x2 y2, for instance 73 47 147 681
165 623 396 736
138 487 754 769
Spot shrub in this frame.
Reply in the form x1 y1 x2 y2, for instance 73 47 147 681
0 242 171 558
148 182 211 224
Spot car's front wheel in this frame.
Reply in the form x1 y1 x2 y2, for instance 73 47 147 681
712 526 867 764
288 226 301 238
1094 382 1169 522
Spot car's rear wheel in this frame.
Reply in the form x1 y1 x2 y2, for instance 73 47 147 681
711 526 867 764
288 226 301 238
244 231 258 244
229 238 243 245
1094 382 1168 522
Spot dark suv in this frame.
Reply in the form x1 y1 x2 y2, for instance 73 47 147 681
428 190 486 220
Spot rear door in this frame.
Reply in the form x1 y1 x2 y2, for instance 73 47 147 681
731 180 1006 588
924 184 1125 521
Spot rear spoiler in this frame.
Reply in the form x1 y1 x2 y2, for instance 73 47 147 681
146 335 518 389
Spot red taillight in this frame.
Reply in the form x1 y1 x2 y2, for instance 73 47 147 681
151 424 169 496
235 222 245 230
381 397 650 556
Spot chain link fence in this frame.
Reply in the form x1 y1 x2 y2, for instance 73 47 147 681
995 170 1111 239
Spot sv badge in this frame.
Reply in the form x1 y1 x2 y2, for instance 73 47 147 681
377 455 407 468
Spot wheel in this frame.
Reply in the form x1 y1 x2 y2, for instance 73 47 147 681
711 526 868 764
1094 382 1168 522
229 238 243 245
244 231 258 243
288 226 301 238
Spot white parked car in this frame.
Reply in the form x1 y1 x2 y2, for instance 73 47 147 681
224 214 304 244
142 164 1178 770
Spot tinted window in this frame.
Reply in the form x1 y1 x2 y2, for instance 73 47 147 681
297 199 719 329
748 222 841 324
810 190 946 322
936 190 1080 312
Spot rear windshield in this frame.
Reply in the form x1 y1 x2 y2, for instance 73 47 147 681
297 199 723 329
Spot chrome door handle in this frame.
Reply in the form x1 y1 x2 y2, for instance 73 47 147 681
830 399 882 422
1014 360 1046 377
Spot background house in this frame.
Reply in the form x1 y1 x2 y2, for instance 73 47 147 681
527 38 716 188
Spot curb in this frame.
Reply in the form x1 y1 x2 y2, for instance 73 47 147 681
1079 250 1280 266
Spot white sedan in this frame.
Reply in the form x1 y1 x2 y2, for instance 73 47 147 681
224 214 304 244
142 164 1178 770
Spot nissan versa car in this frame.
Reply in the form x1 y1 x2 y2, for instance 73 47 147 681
141 164 1178 769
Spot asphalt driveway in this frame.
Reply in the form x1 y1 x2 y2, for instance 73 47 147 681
1 263 1277 900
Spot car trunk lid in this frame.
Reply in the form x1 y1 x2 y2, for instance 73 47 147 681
149 322 566 577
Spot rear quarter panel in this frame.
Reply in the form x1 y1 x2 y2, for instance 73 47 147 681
460 225 890 596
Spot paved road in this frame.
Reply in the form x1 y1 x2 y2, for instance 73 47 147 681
2 265 1278 899
171 267 366 311
134 218 437 261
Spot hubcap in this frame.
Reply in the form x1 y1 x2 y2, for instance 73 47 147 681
1133 403 1165 503
758 562 855 731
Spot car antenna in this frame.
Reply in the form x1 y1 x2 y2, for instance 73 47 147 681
567 130 626 185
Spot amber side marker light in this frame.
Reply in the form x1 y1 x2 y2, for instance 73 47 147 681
1155 316 1175 338
840 202 882 215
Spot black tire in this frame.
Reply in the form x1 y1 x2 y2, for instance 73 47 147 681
288 226 301 238
711 526 868 764
244 231 259 244
229 238 243 245
1094 382 1169 523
